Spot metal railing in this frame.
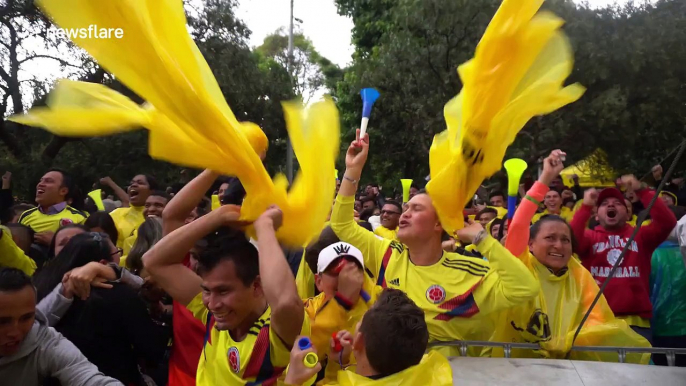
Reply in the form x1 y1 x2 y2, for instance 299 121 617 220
429 340 686 367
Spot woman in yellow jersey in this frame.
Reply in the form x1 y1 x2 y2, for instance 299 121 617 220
283 289 452 386
493 150 650 362
332 131 539 356
144 205 310 385
109 174 157 249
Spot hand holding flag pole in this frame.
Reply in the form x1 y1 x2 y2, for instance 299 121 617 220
359 88 380 138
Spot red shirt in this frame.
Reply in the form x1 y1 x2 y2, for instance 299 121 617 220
168 256 205 386
571 189 676 318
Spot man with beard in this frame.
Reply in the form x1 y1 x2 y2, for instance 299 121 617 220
571 176 676 342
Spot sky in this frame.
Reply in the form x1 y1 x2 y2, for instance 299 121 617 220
235 0 354 68
235 0 625 69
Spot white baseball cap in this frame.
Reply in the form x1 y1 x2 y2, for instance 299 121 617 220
317 242 364 274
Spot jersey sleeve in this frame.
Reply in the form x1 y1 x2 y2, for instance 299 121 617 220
269 310 311 368
330 194 388 274
473 236 540 314
0 227 37 276
185 292 209 324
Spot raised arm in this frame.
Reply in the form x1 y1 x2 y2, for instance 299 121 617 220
254 206 304 348
100 177 129 208
0 227 37 276
506 150 565 257
162 169 219 235
456 224 539 313
144 205 241 305
625 175 677 251
330 130 386 271
570 189 597 258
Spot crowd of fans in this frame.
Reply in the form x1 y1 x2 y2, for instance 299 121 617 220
0 133 685 385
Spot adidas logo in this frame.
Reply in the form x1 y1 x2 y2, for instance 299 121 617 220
389 278 400 286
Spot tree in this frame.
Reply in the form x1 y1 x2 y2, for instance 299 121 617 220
333 0 686 189
256 29 342 102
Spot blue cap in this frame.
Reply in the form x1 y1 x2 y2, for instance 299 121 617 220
360 88 380 118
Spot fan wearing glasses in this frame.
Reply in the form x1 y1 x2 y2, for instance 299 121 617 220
374 201 403 241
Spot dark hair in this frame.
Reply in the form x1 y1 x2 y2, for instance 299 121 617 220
47 168 73 195
4 224 35 253
361 196 377 206
304 227 340 275
35 232 114 300
383 200 402 213
359 207 375 222
148 190 171 201
476 207 498 221
47 224 90 259
9 204 35 221
0 267 33 293
196 230 259 287
84 212 118 246
546 189 561 197
127 217 163 273
359 289 428 376
489 190 505 200
410 184 419 190
489 217 506 240
142 174 159 191
529 215 577 253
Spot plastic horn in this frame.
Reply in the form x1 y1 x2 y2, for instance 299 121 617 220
87 189 105 211
401 179 413 203
211 194 221 211
303 352 319 368
359 88 380 138
334 169 339 181
503 158 528 219
298 337 313 351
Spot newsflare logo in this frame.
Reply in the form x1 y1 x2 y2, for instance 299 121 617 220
51 25 124 40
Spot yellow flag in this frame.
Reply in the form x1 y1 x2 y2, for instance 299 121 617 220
12 0 339 247
427 0 585 234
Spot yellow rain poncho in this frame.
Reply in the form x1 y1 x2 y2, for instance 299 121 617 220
427 0 586 234
12 0 339 247
333 351 452 386
490 253 651 363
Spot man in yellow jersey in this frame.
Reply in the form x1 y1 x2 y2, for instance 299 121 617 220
331 131 539 350
284 289 452 386
109 174 157 248
532 189 574 223
373 201 401 240
144 204 309 385
19 169 86 246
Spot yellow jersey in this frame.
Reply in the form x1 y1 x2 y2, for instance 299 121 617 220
18 205 86 233
330 195 539 348
373 226 397 241
109 205 144 248
532 207 574 223
0 226 36 276
186 293 310 385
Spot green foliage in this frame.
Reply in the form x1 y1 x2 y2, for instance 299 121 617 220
334 0 686 189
